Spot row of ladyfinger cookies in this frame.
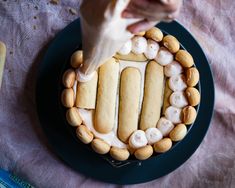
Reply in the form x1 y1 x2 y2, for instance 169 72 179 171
62 59 199 132
61 63 199 161
115 27 193 68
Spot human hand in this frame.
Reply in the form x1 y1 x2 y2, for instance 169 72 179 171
122 0 182 33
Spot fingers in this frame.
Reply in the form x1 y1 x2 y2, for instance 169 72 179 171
127 19 159 34
123 0 182 22
123 9 167 21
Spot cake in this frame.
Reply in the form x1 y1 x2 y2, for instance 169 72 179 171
61 27 200 161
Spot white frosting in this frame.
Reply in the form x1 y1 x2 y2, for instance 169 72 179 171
72 80 77 103
144 39 160 59
129 130 148 149
131 36 147 54
157 117 174 136
170 91 188 108
164 61 183 77
74 59 148 148
155 47 173 66
76 69 95 82
165 106 182 124
168 74 187 91
118 40 132 55
145 127 163 145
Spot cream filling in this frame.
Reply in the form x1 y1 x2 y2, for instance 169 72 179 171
76 69 96 82
73 60 148 148
118 40 132 55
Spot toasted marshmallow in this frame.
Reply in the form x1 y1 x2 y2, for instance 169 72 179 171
129 130 148 149
131 36 147 54
155 47 173 66
157 117 174 136
144 39 159 59
76 69 95 82
170 91 188 108
164 61 183 77
118 40 132 55
165 106 182 124
168 74 187 91
145 127 163 145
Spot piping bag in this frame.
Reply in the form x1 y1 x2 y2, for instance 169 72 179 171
77 0 143 82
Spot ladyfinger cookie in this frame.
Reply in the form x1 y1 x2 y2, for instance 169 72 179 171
66 107 82 126
140 61 164 130
136 31 146 36
75 71 98 109
110 147 130 161
162 79 172 115
182 106 197 125
62 69 76 88
76 125 94 144
169 124 187 141
134 145 153 160
185 87 200 106
162 35 180 53
186 67 199 87
61 88 74 108
91 138 111 154
118 67 141 143
175 50 194 68
0 41 6 89
70 50 83 68
145 27 163 42
114 52 147 62
94 58 119 133
154 138 172 153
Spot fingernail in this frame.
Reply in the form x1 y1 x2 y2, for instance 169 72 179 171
160 0 169 4
122 11 134 18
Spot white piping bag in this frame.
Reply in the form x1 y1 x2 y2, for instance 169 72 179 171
77 0 141 82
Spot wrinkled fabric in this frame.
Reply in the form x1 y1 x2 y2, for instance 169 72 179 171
0 1 235 188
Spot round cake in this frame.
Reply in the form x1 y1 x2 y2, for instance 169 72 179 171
61 27 200 161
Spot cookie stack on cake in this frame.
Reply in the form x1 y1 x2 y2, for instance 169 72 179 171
61 27 200 161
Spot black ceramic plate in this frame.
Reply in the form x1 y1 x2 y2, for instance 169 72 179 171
36 19 214 185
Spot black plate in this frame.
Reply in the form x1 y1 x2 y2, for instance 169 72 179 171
36 19 214 185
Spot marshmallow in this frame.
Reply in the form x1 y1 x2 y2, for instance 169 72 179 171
145 127 163 145
170 91 188 108
76 69 96 82
168 74 187 91
164 61 183 77
144 39 159 59
131 36 147 54
129 130 148 149
118 40 132 55
155 47 173 66
156 117 174 136
165 106 182 124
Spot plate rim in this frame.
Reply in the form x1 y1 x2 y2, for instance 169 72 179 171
36 19 215 185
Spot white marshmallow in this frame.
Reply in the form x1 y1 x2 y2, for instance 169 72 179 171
164 61 183 77
170 91 188 108
155 47 173 66
145 127 163 145
165 106 182 124
118 40 132 55
76 69 95 82
131 36 147 54
156 117 174 136
129 130 148 149
144 39 159 59
168 74 187 91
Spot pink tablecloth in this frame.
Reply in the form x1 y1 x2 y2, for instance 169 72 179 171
0 1 235 187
